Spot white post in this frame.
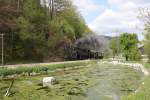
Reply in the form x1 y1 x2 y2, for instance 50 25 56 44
0 34 4 65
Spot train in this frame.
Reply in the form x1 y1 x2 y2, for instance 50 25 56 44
65 46 104 60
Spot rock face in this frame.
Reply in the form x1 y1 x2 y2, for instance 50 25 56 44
43 77 56 87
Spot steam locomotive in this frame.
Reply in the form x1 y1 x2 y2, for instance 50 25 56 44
65 46 104 60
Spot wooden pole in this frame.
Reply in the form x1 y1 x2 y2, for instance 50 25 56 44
2 34 3 65
5 79 14 96
51 0 54 20
0 34 4 66
17 0 20 10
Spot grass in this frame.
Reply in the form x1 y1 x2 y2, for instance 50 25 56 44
122 63 150 100
0 61 95 78
0 61 98 100
144 63 150 69
0 61 143 100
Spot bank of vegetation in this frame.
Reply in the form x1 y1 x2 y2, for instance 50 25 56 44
109 33 141 61
0 60 94 78
0 0 92 64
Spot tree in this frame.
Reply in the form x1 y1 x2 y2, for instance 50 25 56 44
120 33 141 61
144 27 150 61
139 8 150 61
0 0 21 62
61 7 88 39
109 38 119 58
0 0 91 63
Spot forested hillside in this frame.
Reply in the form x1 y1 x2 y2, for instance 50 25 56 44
0 0 92 63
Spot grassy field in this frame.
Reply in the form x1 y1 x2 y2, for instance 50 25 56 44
122 63 150 100
0 61 143 100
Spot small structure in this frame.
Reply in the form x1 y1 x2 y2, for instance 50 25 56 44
138 44 144 54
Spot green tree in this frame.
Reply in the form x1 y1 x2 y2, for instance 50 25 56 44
120 33 141 61
109 38 119 58
60 6 88 39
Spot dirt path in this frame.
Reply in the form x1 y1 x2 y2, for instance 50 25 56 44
0 60 91 69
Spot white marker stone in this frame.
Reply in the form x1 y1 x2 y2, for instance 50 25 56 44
43 77 56 87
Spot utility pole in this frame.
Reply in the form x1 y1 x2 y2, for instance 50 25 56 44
0 33 4 66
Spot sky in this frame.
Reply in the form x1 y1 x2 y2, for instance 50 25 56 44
72 0 150 40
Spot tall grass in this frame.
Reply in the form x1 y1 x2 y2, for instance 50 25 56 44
0 61 93 77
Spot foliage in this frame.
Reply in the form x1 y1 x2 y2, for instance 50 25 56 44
139 8 150 61
109 37 120 58
144 26 150 62
0 0 91 63
0 61 90 77
120 33 141 61
60 6 89 39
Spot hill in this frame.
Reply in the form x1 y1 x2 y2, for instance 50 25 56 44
0 0 91 64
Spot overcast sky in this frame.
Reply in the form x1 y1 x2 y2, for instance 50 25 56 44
72 0 150 40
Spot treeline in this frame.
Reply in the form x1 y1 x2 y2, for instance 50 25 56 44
109 33 141 61
0 0 92 63
109 8 150 62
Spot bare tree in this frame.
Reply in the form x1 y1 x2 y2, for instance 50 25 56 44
139 8 150 25
42 0 71 20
